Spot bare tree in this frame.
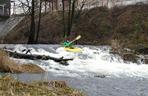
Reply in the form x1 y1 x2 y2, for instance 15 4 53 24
35 0 42 43
67 0 77 36
28 0 36 44
66 0 72 36
66 0 85 37
17 0 31 14
61 0 88 37
62 0 66 37
17 0 43 43
75 0 87 18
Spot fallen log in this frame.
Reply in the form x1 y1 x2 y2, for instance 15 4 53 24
3 49 73 66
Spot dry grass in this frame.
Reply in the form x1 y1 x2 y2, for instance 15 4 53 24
0 50 44 73
0 50 85 95
0 75 84 96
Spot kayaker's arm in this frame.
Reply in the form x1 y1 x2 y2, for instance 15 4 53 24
63 41 73 47
63 35 81 47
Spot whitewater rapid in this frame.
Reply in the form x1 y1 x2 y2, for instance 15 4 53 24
2 44 148 78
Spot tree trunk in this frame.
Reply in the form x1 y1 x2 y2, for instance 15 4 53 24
28 0 36 44
67 0 72 36
36 0 42 43
70 0 76 33
8 0 11 16
4 49 73 66
45 0 47 13
51 0 54 11
62 0 66 38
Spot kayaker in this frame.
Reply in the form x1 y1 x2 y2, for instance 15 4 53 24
63 35 81 48
63 40 74 48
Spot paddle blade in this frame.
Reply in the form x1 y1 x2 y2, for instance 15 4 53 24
69 35 82 44
75 35 81 40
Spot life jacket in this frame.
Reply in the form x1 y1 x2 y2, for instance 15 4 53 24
63 41 73 47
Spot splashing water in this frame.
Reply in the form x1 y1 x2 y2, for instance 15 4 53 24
4 44 148 78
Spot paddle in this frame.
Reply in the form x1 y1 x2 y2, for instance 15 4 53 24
69 35 81 44
63 35 81 47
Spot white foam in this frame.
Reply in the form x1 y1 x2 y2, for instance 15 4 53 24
12 45 148 78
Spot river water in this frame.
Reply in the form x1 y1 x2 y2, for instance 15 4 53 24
1 44 148 96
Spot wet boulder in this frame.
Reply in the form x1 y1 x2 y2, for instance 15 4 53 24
110 39 122 54
136 47 148 55
144 55 148 64
134 45 148 55
122 53 139 63
145 59 148 64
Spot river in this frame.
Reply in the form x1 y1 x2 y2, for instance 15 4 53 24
0 44 148 96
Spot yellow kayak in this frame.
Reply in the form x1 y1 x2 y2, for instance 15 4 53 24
64 47 82 52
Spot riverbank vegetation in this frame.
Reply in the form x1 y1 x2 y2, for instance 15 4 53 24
0 50 84 96
0 75 84 96
0 50 44 73
1 4 147 51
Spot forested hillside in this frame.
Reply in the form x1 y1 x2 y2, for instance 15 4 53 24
1 4 148 50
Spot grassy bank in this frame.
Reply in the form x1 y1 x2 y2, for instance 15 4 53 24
0 75 84 96
0 50 85 95
0 50 44 73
